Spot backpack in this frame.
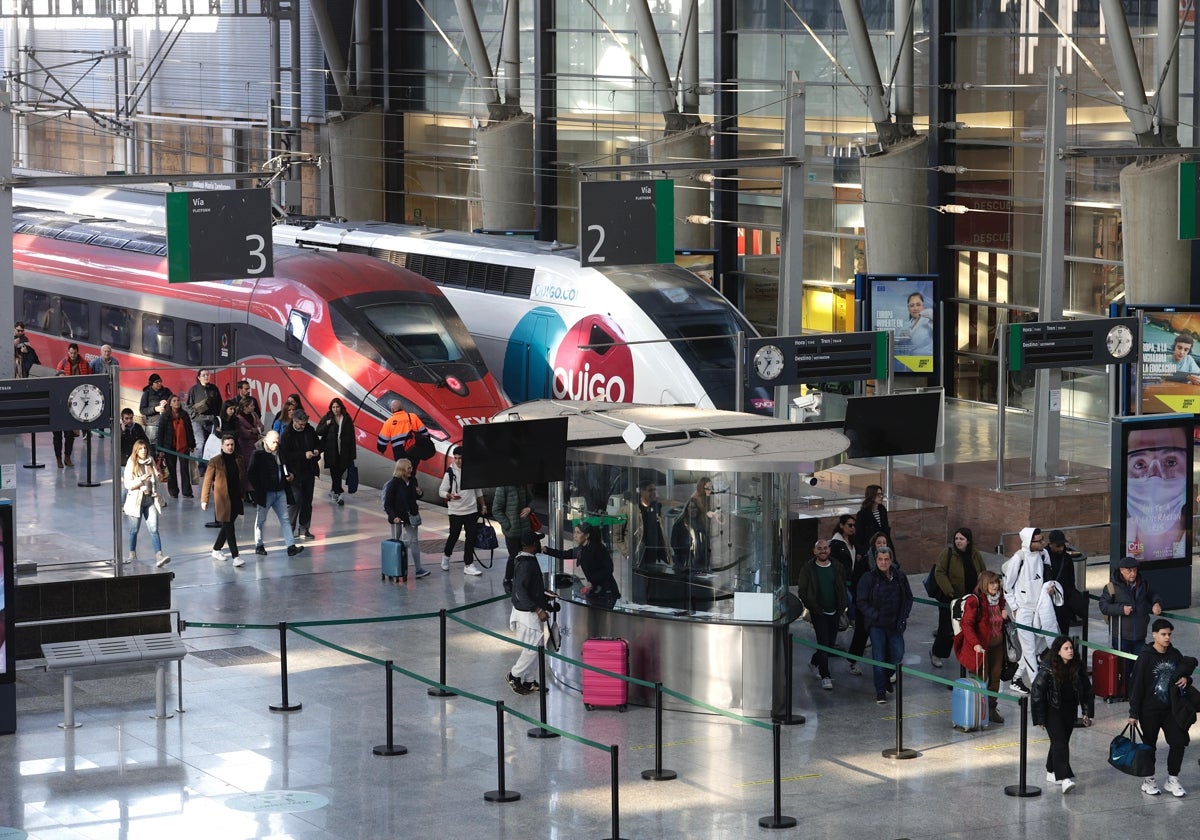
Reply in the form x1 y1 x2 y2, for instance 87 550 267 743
380 477 395 509
922 565 941 599
950 593 976 636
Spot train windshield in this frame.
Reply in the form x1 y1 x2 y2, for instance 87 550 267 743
331 292 488 383
601 265 754 410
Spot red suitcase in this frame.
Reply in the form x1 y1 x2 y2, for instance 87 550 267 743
582 637 629 711
1092 650 1125 702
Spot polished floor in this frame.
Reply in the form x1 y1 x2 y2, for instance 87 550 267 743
3 405 1199 840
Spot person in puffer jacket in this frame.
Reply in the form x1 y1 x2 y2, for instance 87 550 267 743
1002 527 1057 695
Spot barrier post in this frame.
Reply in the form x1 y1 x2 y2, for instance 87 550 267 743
773 631 805 725
77 431 101 488
882 665 919 759
268 621 302 712
427 609 457 697
373 660 407 757
758 722 798 829
604 744 629 840
23 431 44 469
527 644 558 739
1004 694 1041 797
484 700 521 803
640 682 678 781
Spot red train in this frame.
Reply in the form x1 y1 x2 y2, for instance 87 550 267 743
12 206 508 488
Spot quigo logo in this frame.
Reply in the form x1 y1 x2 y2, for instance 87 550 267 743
552 315 634 402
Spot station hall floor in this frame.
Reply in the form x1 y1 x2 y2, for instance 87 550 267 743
2 403 1199 840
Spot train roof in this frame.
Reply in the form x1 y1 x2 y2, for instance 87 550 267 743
11 206 442 301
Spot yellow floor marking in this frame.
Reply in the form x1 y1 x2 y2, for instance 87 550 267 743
736 773 822 787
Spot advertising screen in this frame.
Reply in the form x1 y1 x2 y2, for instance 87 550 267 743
1113 415 1194 570
1134 306 1200 418
858 274 938 377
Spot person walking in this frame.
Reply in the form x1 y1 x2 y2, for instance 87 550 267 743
931 527 985 668
201 434 247 568
53 342 88 467
1002 527 1058 695
492 482 533 592
280 409 321 541
316 398 356 506
1031 636 1094 794
383 458 429 578
438 445 487 575
796 538 848 692
121 439 169 567
1099 556 1163 688
248 430 304 558
857 545 912 704
159 394 196 498
377 400 435 466
954 569 1012 724
846 530 889 677
1129 619 1195 797
854 485 893 561
505 529 556 695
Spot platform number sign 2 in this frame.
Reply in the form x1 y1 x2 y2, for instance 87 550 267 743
166 188 274 284
578 179 675 267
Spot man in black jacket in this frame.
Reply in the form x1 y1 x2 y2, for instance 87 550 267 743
248 430 303 558
1129 619 1194 797
279 410 321 541
506 529 554 695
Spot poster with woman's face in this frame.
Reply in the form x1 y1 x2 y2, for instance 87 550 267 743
864 275 937 376
1123 421 1193 564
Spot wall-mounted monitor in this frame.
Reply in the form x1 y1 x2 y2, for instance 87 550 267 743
843 390 942 458
460 417 569 489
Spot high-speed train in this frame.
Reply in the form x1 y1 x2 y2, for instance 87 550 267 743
271 221 765 412
12 205 508 487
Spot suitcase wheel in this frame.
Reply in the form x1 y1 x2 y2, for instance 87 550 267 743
619 705 626 712
585 704 594 711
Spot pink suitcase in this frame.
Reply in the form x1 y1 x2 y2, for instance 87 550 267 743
582 637 629 711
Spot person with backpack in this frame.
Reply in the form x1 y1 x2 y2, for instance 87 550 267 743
953 569 1012 723
930 527 986 668
438 445 487 576
1001 527 1058 695
383 458 429 579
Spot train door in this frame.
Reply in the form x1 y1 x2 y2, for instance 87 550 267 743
502 307 564 402
214 298 239 403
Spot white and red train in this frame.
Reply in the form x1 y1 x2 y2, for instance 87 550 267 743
12 205 508 487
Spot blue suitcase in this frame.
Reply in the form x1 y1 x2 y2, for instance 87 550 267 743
381 539 408 583
951 676 989 731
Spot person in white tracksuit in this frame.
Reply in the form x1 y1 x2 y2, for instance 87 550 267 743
1002 527 1060 694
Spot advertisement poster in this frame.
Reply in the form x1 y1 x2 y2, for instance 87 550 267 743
1117 415 1193 567
863 275 937 375
1137 307 1200 419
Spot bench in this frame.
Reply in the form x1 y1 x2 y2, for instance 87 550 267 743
41 633 187 729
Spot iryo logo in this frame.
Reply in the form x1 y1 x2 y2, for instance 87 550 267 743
551 314 634 403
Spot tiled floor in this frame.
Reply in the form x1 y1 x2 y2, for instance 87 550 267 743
3 408 1199 839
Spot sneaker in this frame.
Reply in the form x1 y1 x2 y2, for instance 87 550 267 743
126 551 137 563
155 551 171 568
335 494 344 507
875 693 888 705
931 653 944 668
505 673 533 695
441 556 450 571
1010 678 1031 695
463 564 482 576
1142 777 1162 796
415 568 431 579
821 677 833 691
848 662 862 677
807 662 820 679
232 555 245 568
1164 776 1186 797
889 671 898 684
1046 772 1057 783
1061 778 1076 794
287 544 304 557
255 544 268 556
523 679 543 693
211 550 226 562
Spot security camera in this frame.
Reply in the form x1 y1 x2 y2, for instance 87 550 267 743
792 393 821 411
799 473 818 486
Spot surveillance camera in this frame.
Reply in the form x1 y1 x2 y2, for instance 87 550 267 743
799 473 818 486
792 393 822 411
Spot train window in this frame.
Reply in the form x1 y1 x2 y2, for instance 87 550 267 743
39 294 89 341
285 309 310 354
142 315 175 360
100 306 133 350
360 302 464 364
22 291 48 327
186 323 204 365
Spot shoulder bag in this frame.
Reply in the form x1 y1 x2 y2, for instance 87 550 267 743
346 463 359 494
1109 723 1155 776
474 514 499 567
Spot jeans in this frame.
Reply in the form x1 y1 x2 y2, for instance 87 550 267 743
254 490 295 548
868 625 906 696
125 504 162 553
392 522 424 572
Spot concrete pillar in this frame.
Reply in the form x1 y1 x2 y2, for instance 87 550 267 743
860 135 930 273
1120 155 1191 304
328 110 385 221
649 129 711 251
478 113 535 231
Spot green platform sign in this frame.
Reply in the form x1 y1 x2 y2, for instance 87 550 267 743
166 188 273 283
1180 160 1200 240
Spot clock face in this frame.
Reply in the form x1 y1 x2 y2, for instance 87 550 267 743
67 383 105 423
1106 324 1134 359
753 344 785 381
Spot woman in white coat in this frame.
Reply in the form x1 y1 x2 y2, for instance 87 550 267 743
122 439 170 567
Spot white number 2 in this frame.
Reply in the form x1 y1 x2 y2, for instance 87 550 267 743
586 224 606 263
245 234 267 274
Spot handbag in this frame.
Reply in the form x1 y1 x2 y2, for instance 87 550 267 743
154 453 170 482
922 565 942 599
527 511 543 533
409 512 422 527
474 515 499 568
1002 620 1021 663
1109 723 1156 776
346 463 359 494
402 417 436 462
